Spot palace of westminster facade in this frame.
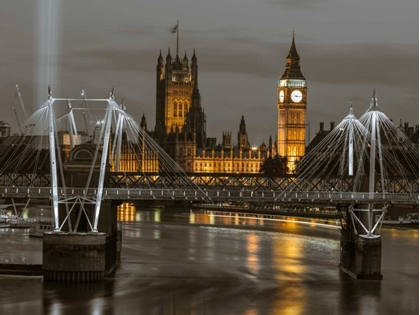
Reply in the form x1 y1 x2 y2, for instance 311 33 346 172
1 34 417 174
138 34 308 174
0 32 417 175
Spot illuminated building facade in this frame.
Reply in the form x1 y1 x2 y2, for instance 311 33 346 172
151 39 271 174
108 118 159 173
277 34 307 173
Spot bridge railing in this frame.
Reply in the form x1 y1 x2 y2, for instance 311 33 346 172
0 187 417 205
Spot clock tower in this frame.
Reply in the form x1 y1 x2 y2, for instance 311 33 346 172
277 33 307 173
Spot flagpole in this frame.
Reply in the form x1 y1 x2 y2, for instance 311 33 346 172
176 20 179 55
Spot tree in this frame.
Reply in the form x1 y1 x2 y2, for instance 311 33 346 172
259 154 289 175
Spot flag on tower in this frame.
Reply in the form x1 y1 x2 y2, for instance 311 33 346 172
171 24 178 34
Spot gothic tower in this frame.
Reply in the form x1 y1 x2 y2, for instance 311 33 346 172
155 46 198 143
184 70 206 151
277 33 307 173
237 115 249 149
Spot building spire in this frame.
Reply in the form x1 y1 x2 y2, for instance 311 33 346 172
280 31 305 80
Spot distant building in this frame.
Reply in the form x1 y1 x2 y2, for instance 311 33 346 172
0 121 11 138
305 122 335 154
147 36 275 173
306 120 418 156
397 120 419 145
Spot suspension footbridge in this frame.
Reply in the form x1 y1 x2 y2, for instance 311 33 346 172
2 87 418 281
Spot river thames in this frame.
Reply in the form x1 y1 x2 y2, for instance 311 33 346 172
0 205 418 315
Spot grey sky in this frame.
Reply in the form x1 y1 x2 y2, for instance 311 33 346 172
0 0 418 145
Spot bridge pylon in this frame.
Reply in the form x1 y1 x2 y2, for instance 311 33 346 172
280 91 418 280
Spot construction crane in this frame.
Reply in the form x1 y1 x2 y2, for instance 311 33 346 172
81 89 93 137
12 107 23 135
15 85 29 121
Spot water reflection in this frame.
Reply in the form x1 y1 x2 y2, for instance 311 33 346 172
0 205 417 315
246 233 260 276
189 211 195 224
117 202 136 222
43 281 114 315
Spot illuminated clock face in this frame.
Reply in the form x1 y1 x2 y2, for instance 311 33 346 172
291 90 302 103
279 90 284 103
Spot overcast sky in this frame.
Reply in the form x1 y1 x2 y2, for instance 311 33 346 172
0 0 418 145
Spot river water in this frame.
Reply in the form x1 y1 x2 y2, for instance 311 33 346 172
0 206 418 315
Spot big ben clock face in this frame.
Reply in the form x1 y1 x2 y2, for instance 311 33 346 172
291 90 302 103
279 90 284 103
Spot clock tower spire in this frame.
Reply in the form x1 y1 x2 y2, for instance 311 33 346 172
277 32 307 173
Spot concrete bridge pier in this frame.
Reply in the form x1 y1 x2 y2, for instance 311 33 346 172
42 200 120 282
42 144 120 282
338 203 382 280
43 232 106 282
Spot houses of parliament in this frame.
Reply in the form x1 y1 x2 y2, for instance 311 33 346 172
138 33 308 174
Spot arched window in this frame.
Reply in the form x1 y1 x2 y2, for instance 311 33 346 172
178 102 183 117
184 102 188 115
173 101 178 117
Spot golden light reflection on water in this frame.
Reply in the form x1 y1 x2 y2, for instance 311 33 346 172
154 210 161 223
209 212 215 225
117 202 136 222
270 236 306 315
386 227 418 241
235 213 240 225
246 233 260 276
118 203 164 223
189 212 195 224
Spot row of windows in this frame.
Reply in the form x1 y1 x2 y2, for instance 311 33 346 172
287 112 305 124
194 162 259 171
172 90 190 95
278 79 306 87
173 101 189 117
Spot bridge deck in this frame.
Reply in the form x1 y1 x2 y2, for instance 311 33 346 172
1 187 417 205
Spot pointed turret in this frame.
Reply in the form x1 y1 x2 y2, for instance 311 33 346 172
280 32 305 80
239 115 246 135
140 112 147 130
157 50 165 81
182 51 189 71
191 76 201 108
237 115 249 149
191 49 198 82
173 50 182 70
191 49 197 63
165 48 172 64
157 50 163 65
260 140 267 151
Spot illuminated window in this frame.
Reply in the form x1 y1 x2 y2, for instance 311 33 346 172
173 102 178 117
178 103 183 117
